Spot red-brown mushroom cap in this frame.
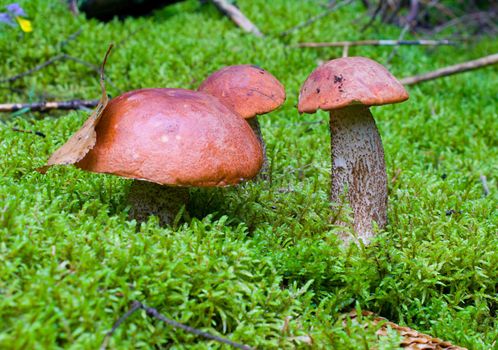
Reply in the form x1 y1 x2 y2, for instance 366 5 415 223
298 57 408 113
76 88 263 187
198 64 286 119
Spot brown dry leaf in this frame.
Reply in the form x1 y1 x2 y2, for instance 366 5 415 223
38 44 113 174
345 310 468 350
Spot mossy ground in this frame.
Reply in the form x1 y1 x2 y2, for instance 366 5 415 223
0 1 497 349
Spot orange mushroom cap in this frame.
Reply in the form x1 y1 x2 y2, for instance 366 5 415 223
76 88 263 187
298 57 408 113
198 64 286 119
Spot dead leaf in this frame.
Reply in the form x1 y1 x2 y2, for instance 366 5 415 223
37 44 113 174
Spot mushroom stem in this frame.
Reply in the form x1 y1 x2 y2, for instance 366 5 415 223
329 105 387 243
128 180 190 226
246 116 269 180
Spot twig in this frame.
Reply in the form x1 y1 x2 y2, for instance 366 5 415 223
11 127 46 138
385 24 411 64
0 99 98 113
294 39 455 48
384 0 403 25
100 301 253 350
64 55 101 72
115 24 147 49
342 45 349 57
59 29 82 49
361 0 385 32
0 54 66 84
480 174 490 197
100 301 142 350
420 0 457 19
280 0 353 36
431 11 498 35
209 0 263 37
68 0 79 16
400 53 498 85
404 0 419 26
1 53 120 92
386 0 453 64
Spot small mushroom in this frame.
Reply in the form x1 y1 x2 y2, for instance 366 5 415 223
198 64 286 180
298 57 408 244
76 88 263 226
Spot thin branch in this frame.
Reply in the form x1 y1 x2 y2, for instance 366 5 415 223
0 54 66 84
342 45 349 57
384 0 403 25
385 24 411 64
480 174 490 197
59 29 83 49
115 24 147 49
294 39 455 48
67 0 79 16
280 0 353 36
404 0 420 25
64 55 100 72
209 0 263 37
142 304 253 349
100 301 142 350
419 0 457 19
431 11 498 35
11 127 46 138
361 0 385 32
0 99 98 113
1 53 120 92
400 53 498 85
100 301 253 350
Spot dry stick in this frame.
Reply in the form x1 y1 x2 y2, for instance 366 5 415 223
386 0 451 64
342 45 349 57
385 24 411 64
68 0 79 16
100 301 253 350
209 0 263 37
361 0 385 32
480 174 490 197
294 39 455 48
100 301 142 350
280 0 353 36
400 53 498 85
0 53 120 91
0 99 98 113
0 54 66 84
404 0 420 25
384 0 403 24
431 11 498 35
420 0 457 19
59 29 82 49
11 127 46 138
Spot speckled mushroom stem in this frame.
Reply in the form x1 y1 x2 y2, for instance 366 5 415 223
247 116 269 181
329 105 387 244
128 180 190 226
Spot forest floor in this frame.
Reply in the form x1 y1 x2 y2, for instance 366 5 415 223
0 1 497 349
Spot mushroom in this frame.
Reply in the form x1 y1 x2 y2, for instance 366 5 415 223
298 57 408 244
198 64 286 180
76 88 263 226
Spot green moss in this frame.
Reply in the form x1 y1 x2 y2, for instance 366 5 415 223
0 0 497 349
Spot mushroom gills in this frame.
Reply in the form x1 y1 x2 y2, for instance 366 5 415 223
329 105 387 244
128 180 190 226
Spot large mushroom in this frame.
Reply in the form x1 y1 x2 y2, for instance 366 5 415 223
298 57 408 244
75 88 263 225
198 64 286 179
